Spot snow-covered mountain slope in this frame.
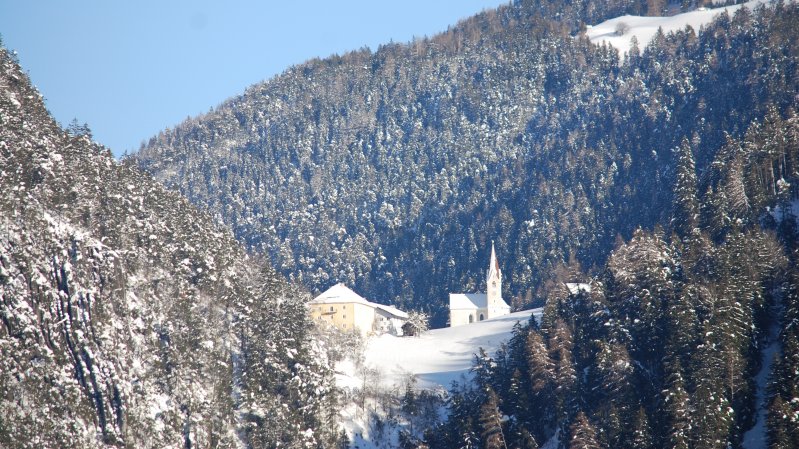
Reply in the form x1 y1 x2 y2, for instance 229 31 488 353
586 0 768 55
340 309 542 391
0 44 340 448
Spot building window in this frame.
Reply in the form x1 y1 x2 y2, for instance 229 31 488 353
330 306 334 312
343 315 346 319
469 315 474 323
479 313 485 321
343 324 347 328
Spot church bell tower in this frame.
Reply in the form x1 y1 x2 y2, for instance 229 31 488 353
486 241 502 311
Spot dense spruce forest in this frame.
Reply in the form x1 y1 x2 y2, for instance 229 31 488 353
425 109 799 448
132 0 799 446
136 0 799 329
4 0 799 447
0 44 342 447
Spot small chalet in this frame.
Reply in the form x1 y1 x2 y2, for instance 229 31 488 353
449 242 511 326
308 283 408 336
565 282 592 296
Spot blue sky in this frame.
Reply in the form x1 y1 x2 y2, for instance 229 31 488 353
0 0 506 157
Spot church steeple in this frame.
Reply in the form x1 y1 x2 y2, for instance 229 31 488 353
448 239 510 327
488 241 500 281
487 241 502 308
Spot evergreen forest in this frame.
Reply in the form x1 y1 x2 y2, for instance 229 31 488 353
0 43 343 447
2 0 799 447
138 0 799 328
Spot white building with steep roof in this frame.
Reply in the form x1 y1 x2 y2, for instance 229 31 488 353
565 282 592 295
308 283 408 336
449 242 511 326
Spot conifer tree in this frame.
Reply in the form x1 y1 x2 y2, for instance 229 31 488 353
673 136 700 239
664 275 699 368
402 380 420 435
594 342 634 409
569 412 601 449
692 344 734 449
600 404 624 449
526 330 555 395
704 185 732 240
766 395 797 449
523 328 557 441
551 320 578 422
439 385 481 449
506 368 529 423
607 229 674 370
631 407 653 449
663 359 691 449
516 429 539 449
479 387 508 449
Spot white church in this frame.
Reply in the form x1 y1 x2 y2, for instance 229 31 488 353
449 242 511 326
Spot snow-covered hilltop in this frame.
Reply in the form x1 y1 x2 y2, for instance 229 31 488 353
335 309 542 447
341 309 542 391
586 0 768 55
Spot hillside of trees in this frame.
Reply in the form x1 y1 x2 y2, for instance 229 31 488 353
425 108 799 448
136 1 799 327
0 43 342 448
4 0 799 447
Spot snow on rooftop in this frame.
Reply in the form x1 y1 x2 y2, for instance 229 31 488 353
310 283 371 305
449 292 488 310
565 282 592 295
585 0 769 57
374 303 409 319
310 283 408 317
349 309 542 390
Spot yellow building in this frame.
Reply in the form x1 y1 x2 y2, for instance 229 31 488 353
309 283 408 336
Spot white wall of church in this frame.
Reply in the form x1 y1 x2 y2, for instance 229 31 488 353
487 304 510 320
450 309 475 327
450 308 491 326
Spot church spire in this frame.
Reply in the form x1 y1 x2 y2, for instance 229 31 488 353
488 240 500 282
486 240 502 310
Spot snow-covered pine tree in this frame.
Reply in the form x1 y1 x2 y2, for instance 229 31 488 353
673 136 700 240
630 407 653 449
478 387 507 449
662 358 692 449
568 411 600 449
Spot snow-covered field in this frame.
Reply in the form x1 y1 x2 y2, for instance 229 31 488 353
335 309 542 447
337 309 542 392
586 0 768 56
369 309 539 389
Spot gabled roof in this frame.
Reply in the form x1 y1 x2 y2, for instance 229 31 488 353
310 283 409 318
310 283 371 305
565 282 592 295
449 293 487 310
375 304 409 319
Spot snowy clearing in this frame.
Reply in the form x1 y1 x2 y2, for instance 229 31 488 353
586 0 769 57
344 309 542 391
334 309 542 447
742 296 784 449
